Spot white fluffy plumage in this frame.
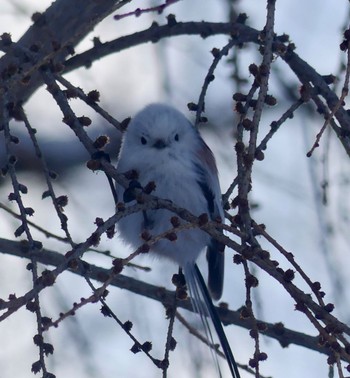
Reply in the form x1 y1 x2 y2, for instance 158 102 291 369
116 104 238 377
116 103 224 285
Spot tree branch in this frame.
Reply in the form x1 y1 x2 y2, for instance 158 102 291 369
63 19 350 157
64 21 259 73
0 0 130 105
0 237 333 359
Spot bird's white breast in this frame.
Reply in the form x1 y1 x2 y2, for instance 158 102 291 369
117 149 210 266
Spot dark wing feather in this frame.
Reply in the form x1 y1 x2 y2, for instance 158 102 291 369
193 143 225 300
207 239 225 300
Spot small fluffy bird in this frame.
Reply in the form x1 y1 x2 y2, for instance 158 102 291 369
116 103 239 377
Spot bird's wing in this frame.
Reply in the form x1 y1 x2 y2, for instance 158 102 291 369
194 138 225 300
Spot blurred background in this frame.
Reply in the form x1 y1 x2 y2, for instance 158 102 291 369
1 0 350 377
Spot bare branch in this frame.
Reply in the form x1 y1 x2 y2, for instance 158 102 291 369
0 237 336 360
0 0 130 106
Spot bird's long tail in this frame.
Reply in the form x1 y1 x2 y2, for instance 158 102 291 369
183 263 241 378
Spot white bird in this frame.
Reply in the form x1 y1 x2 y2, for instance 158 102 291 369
115 103 239 377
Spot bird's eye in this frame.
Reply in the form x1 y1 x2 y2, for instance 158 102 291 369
141 136 147 145
174 133 179 142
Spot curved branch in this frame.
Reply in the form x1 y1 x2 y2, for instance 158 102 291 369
2 7 349 155
0 237 332 359
63 20 350 156
64 21 259 73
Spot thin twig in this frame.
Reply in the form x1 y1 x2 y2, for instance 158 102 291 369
195 38 238 125
162 297 177 378
114 0 180 21
1 92 51 377
0 202 68 243
54 74 123 132
307 38 350 157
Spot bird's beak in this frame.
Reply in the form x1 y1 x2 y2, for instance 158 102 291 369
153 139 167 149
